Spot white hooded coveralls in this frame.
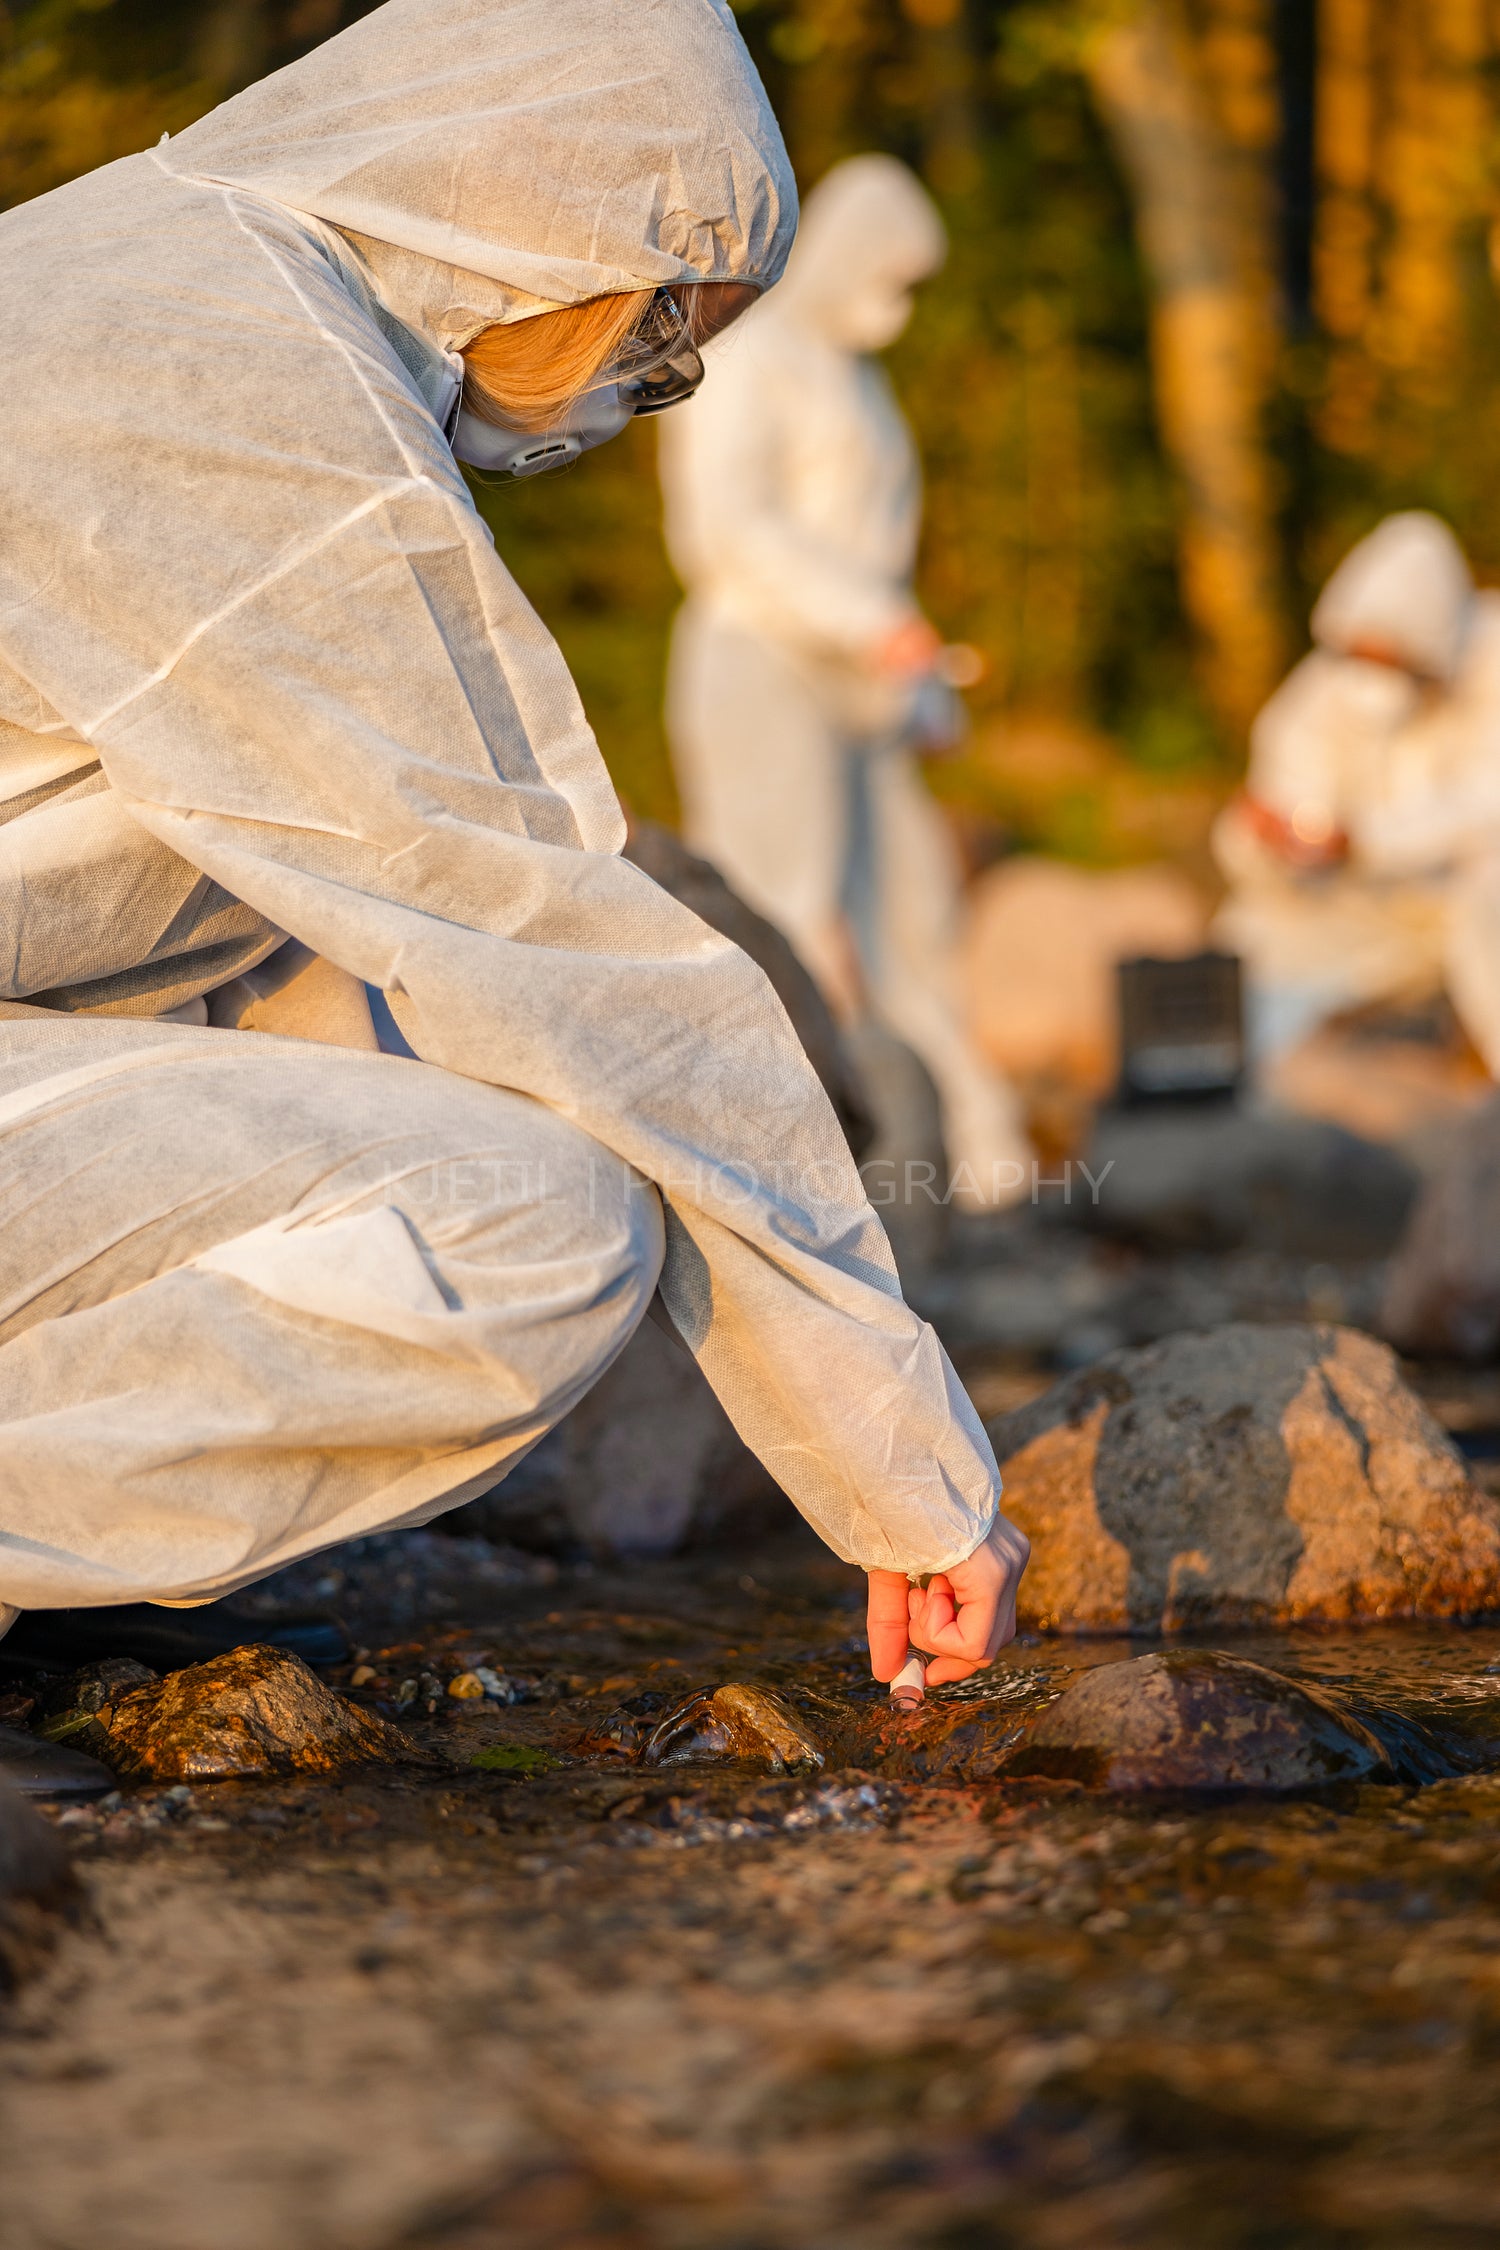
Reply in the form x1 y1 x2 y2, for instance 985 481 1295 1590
1215 512 1500 1071
659 155 1031 1207
0 0 1002 1623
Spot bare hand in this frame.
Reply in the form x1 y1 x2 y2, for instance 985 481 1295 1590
871 616 943 679
866 1514 1032 1688
1237 791 1349 871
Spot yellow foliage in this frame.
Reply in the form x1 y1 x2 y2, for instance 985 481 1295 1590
1315 0 1500 457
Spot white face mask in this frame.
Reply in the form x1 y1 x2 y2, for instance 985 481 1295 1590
822 277 916 354
438 291 705 479
449 383 634 477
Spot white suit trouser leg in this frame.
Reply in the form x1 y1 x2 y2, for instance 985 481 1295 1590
668 604 848 957
854 749 1031 1207
0 1008 664 1612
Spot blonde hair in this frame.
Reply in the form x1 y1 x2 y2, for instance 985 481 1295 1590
460 291 654 433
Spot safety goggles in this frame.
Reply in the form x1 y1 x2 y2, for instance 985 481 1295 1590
605 287 705 416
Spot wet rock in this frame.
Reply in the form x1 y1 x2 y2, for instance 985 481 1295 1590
79 1645 435 1783
593 1684 825 1773
0 1723 116 1801
47 1657 157 1711
584 1680 1056 1787
1078 1105 1417 1259
644 1684 824 1772
37 1660 158 1764
574 1704 660 1761
1005 1652 1395 1793
1381 1093 1500 1361
0 1778 81 1992
987 1323 1500 1632
702 1685 824 1771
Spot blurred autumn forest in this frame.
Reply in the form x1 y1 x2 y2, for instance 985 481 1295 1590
6 0 1500 855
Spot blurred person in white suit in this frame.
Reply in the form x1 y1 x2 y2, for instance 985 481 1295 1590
660 154 1033 1209
1215 511 1500 1075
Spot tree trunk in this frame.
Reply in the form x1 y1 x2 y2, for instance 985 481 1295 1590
900 0 983 198
1085 0 1287 741
1373 0 1487 433
1313 0 1378 456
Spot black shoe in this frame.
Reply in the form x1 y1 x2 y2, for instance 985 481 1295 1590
0 1723 116 1799
0 1602 349 1676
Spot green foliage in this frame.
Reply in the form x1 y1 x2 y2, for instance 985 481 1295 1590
0 3 382 206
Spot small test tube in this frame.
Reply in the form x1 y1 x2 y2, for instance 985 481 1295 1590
888 1646 927 1712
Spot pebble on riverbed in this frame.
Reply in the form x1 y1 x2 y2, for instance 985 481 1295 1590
445 1666 529 1705
606 1774 900 1845
581 1683 826 1772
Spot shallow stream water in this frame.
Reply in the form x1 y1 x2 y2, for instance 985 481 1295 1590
8 1525 1500 2250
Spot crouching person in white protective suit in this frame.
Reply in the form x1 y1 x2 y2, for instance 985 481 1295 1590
659 154 1034 1211
0 0 1028 1759
1215 510 1500 1073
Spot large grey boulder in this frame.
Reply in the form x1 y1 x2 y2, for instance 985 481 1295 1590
1381 1092 1500 1360
986 1322 1500 1632
1078 1104 1417 1259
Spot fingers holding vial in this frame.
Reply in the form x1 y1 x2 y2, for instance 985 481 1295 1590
869 1514 1031 1707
